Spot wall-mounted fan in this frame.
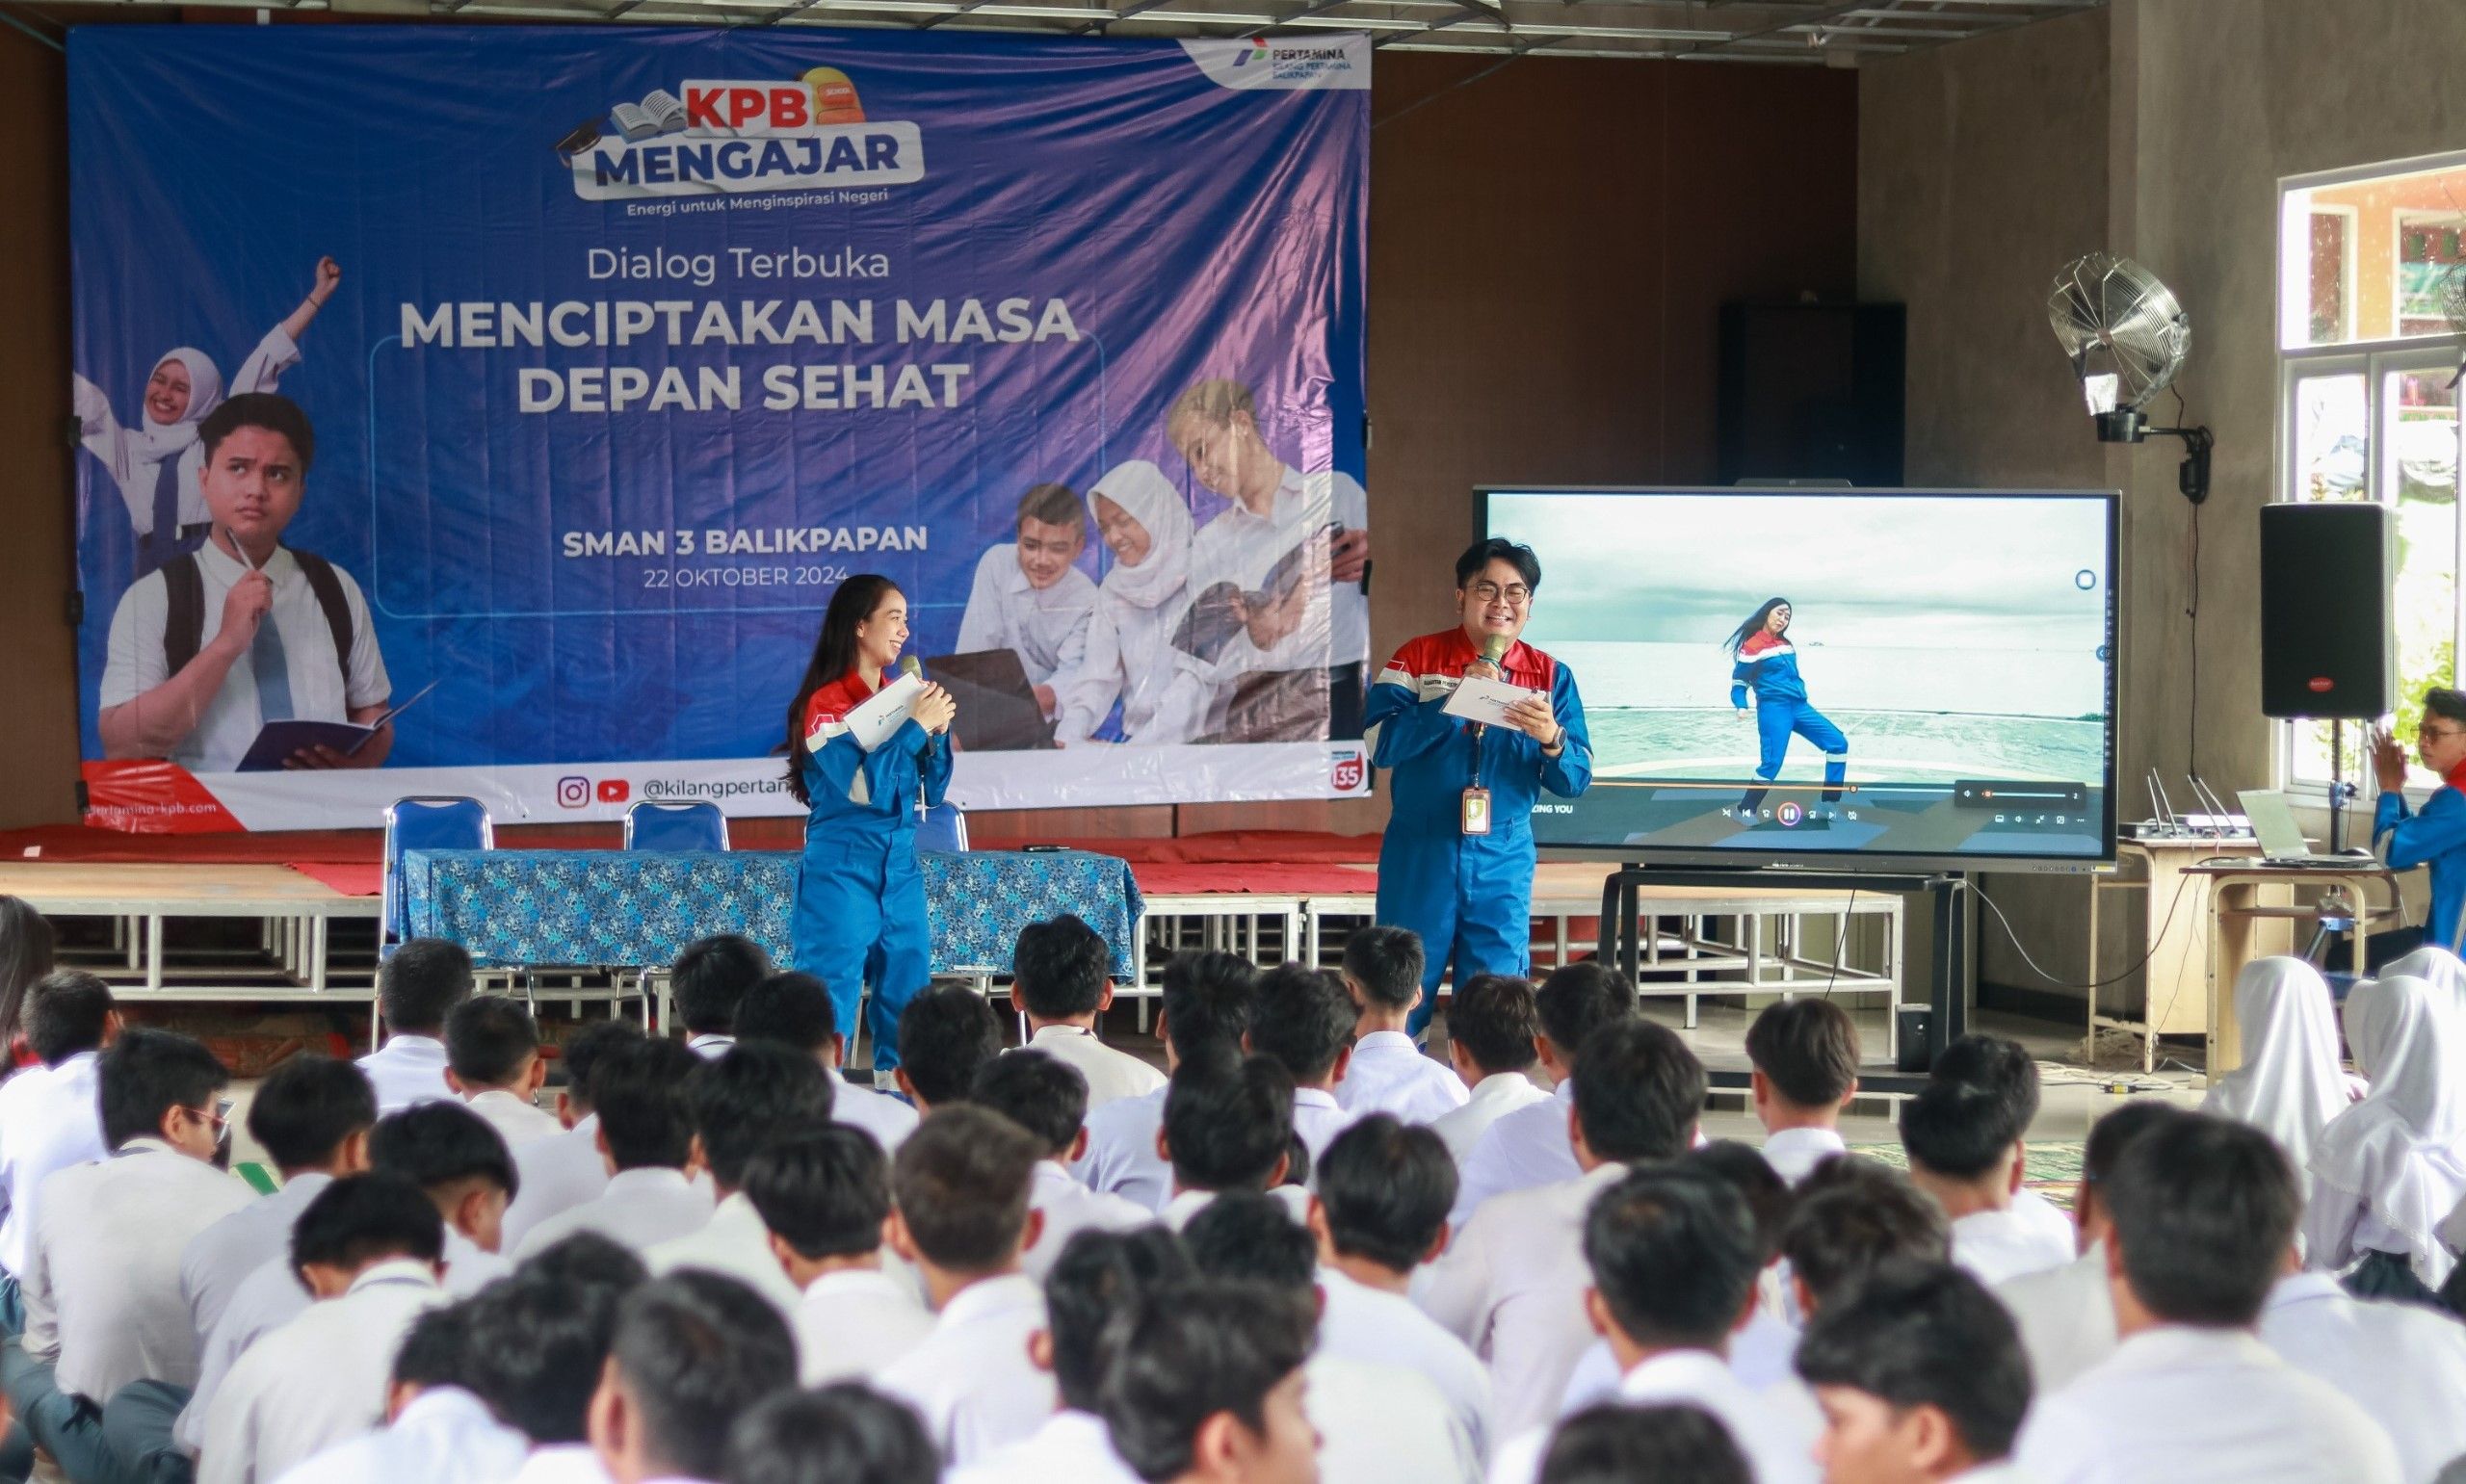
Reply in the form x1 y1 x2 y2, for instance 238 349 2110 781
2048 252 2213 504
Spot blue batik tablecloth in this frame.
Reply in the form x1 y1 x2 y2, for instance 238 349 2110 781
398 848 1142 977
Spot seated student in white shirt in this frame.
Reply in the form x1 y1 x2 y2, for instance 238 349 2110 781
454 1235 649 1450
200 1172 451 1484
671 933 773 1061
0 971 118 1323
443 997 561 1150
4 1028 252 1483
1078 950 1259 1213
877 1106 1058 1465
1157 1054 1307 1232
1334 927 1468 1125
2017 1113 2405 1484
1744 999 1858 1186
1537 1404 1753 1484
892 984 1003 1116
734 971 918 1152
648 1043 839 1315
1450 961 1635 1227
1776 1159 1952 1323
1097 1278 1320 1484
1686 1143 1799 1392
356 941 472 1116
1011 915 1166 1108
98 393 394 775
1899 1080 2070 1287
721 1384 940 1484
956 482 1101 724
582 1274 798 1484
1928 1035 2075 1252
502 1021 643 1254
267 1302 528 1484
1426 975 1549 1164
2262 1252 2466 1484
367 1101 521 1296
1245 965 1358 1164
970 1052 1149 1280
738 1126 931 1384
515 1038 712 1259
1421 1020 1706 1438
1793 1262 2034 1484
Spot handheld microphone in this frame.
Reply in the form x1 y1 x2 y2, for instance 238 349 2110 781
1471 633 1509 742
900 657 928 818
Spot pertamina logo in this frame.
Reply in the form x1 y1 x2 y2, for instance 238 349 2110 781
558 67 926 202
1330 748 1366 792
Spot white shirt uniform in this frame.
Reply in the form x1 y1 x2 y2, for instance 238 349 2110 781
955 544 1099 693
100 538 390 775
1757 1127 1847 1186
2015 1325 2402 1484
1311 1354 1480 1484
74 327 298 537
876 1271 1056 1466
1995 1243 2115 1394
946 1408 1139 1484
1950 1208 2074 1286
1186 466 1371 677
2259 1270 2466 1484
1023 1162 1151 1281
1429 1073 1551 1165
181 1172 333 1344
644 1191 803 1317
1073 1085 1169 1212
355 1037 452 1118
0 1053 108 1276
834 1082 921 1153
199 1258 447 1484
502 1444 614 1484
19 1138 254 1401
1491 1348 1818 1484
1292 1087 1358 1167
179 1256 311 1453
1450 1081 1579 1229
440 1229 511 1297
1020 1026 1166 1108
1557 1308 1799 1416
462 1090 563 1150
267 1386 530 1484
686 1033 735 1060
793 1266 937 1387
502 1115 609 1255
2011 1187 2078 1249
1317 1266 1493 1462
1338 1032 1472 1125
513 1166 712 1259
1418 1161 1624 1437
1159 1185 1313 1233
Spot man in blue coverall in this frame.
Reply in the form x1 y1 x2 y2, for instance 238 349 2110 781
1366 537 1593 1040
2372 687 2466 956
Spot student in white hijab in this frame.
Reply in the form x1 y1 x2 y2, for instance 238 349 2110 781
2303 974 2466 1303
1055 459 1213 748
2383 944 2466 1002
72 257 342 577
2201 957 2357 1172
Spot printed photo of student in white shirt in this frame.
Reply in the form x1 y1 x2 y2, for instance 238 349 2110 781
955 482 1100 726
98 393 392 776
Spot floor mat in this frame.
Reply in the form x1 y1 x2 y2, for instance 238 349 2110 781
1849 1140 2084 1209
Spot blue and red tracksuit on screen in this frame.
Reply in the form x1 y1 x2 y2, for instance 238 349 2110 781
794 671 953 1074
2376 758 2466 953
1731 632 1847 808
1368 630 1592 1037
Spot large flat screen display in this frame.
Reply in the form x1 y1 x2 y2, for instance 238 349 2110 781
1482 487 2118 871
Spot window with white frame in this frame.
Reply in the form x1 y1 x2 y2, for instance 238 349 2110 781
2279 153 2466 791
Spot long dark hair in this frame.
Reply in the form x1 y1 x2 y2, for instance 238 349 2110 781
784 575 904 807
1724 597 1793 656
0 896 57 1054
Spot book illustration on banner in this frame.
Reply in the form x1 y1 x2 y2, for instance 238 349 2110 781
924 651 1058 752
233 679 439 773
1171 523 1336 665
612 89 690 143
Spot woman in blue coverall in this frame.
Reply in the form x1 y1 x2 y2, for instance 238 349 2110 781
783 575 957 1082
2371 688 2466 957
1726 597 1850 819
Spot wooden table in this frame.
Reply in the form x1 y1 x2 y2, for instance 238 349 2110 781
2086 838 2261 1072
0 861 380 999
2189 861 2402 1074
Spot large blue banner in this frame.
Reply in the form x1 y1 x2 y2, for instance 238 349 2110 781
68 25 1369 831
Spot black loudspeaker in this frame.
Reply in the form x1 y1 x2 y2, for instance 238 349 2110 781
1717 302 1905 487
2259 502 2395 719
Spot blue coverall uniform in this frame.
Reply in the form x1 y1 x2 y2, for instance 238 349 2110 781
1367 630 1592 1038
2376 764 2466 954
1731 636 1847 812
793 671 953 1073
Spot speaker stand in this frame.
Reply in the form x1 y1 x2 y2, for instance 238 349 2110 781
2327 717 2356 853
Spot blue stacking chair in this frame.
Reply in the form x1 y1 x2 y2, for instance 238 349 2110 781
380 796 494 961
623 800 729 853
915 802 970 856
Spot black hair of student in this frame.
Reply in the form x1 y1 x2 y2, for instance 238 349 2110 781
672 934 774 1037
895 984 1003 1106
1163 1053 1294 1193
1686 1141 1790 1263
97 1027 228 1149
1183 1190 1316 1290
1012 914 1112 1021
1046 1227 1198 1413
459 1271 637 1444
1447 974 1539 1076
1723 597 1792 657
1795 1261 2033 1463
722 1382 941 1484
247 1054 379 1172
1016 481 1087 534
969 1049 1089 1157
1793 1150 1904 1203
24 970 113 1067
2103 1113 2299 1328
1158 950 1258 1063
444 995 539 1087
683 1042 836 1191
890 1104 1045 1273
1455 537 1542 592
1584 1165 1760 1351
2427 687 2466 728
391 1302 474 1391
608 1273 799 1482
785 575 904 808
369 1100 520 1202
741 1126 892 1263
379 938 475 1036
1246 963 1355 1083
1281 1132 1312 1190
1316 1114 1456 1275
0 896 57 1054
1573 1020 1706 1163
1535 960 1634 1058
1099 1280 1316 1484
1930 1033 2041 1126
1538 1404 1754 1484
289 1171 446 1275
1778 1178 1952 1314
1745 998 1861 1108
736 971 837 1054
198 391 316 471
2083 1098 2192 1185
1341 925 1426 1011
592 1036 702 1171
559 1020 646 1115
1898 1079 2025 1183
513 1229 650 1294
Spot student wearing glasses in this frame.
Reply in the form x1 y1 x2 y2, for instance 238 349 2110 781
2370 687 2466 956
1364 538 1592 1040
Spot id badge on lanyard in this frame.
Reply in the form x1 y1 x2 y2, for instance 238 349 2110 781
1463 712 1491 836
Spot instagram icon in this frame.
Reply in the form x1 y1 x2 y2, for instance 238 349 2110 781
556 776 590 809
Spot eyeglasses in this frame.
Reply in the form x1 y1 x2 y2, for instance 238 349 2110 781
185 1098 233 1142
2421 724 2466 742
1468 582 1532 607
